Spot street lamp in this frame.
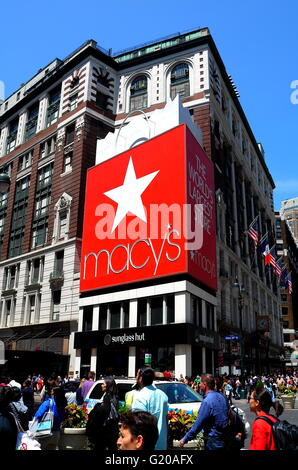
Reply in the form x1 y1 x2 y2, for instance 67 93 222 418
0 167 10 193
232 277 246 379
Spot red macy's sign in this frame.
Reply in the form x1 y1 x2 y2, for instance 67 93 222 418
80 124 217 292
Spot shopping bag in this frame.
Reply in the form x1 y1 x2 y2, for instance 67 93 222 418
10 411 41 450
16 431 41 450
35 399 54 438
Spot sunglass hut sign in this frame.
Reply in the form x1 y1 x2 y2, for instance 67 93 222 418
80 125 216 292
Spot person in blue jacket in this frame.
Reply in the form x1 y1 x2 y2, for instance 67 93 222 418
31 385 67 450
179 374 229 450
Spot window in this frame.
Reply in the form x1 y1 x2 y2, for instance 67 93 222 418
206 302 215 330
0 191 9 253
4 299 11 327
28 295 36 324
6 118 19 154
282 307 288 316
40 136 56 159
65 123 75 145
123 301 129 328
151 297 163 325
97 74 110 88
138 299 147 327
32 164 53 248
281 294 287 302
283 321 289 329
18 152 32 171
63 152 72 173
9 176 30 258
31 221 48 248
99 304 108 330
110 302 121 329
83 306 93 332
3 264 19 290
54 250 64 276
166 295 175 323
284 334 290 343
69 93 78 111
26 257 44 285
95 91 109 110
170 63 190 100
130 75 147 112
70 77 79 89
51 289 61 321
25 103 39 141
58 211 67 239
47 86 61 126
192 295 203 327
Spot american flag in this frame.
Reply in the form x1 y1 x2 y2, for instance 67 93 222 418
280 266 288 286
287 273 293 294
272 257 282 278
247 216 259 250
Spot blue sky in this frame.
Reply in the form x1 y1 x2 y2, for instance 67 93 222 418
1 0 297 210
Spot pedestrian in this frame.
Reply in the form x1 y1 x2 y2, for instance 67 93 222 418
132 368 168 450
31 385 67 450
86 377 119 451
223 379 233 405
125 382 140 409
179 374 229 450
7 375 21 389
249 388 284 450
0 385 17 452
76 378 87 405
21 379 35 420
117 411 159 451
64 381 78 405
81 371 96 401
8 386 29 431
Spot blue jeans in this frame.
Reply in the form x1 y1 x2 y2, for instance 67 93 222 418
205 437 225 451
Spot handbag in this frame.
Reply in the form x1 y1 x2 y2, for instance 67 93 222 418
35 399 54 438
10 411 41 450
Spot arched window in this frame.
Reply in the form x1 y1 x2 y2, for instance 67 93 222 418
170 63 190 100
129 75 147 112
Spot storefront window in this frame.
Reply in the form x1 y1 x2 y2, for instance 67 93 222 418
110 302 121 329
123 301 129 328
138 299 147 327
82 306 93 331
192 295 203 327
136 345 175 372
99 304 107 330
166 295 175 323
151 297 163 325
206 302 215 330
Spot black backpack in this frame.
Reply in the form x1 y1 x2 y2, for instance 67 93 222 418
256 416 298 450
224 406 247 450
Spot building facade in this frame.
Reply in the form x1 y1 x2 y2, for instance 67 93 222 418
0 28 283 378
280 197 298 245
275 211 298 368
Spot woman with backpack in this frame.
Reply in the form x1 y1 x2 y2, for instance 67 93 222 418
249 388 283 450
86 377 119 451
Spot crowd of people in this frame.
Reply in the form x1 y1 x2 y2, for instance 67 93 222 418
0 369 297 452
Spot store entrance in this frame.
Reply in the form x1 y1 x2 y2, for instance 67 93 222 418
136 345 175 374
97 347 129 377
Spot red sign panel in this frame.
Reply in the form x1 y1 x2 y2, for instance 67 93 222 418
80 124 216 292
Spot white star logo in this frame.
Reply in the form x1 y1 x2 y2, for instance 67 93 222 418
104 157 159 232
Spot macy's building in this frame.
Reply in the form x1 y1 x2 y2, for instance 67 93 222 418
74 99 219 379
